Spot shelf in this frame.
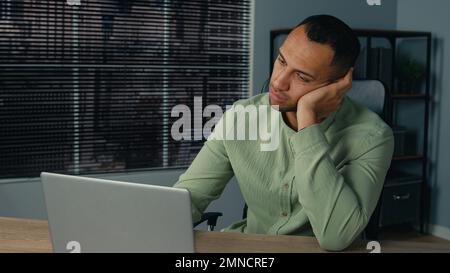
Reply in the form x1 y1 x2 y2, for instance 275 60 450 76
392 155 424 161
384 179 423 188
385 169 422 186
391 94 428 100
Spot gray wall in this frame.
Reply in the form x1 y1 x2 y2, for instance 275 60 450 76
0 0 398 231
252 0 398 95
397 0 450 230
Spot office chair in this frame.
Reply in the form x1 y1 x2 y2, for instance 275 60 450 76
195 80 387 239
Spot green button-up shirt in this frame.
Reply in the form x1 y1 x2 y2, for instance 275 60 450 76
173 93 394 251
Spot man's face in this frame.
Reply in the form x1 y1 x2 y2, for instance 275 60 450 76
269 26 338 112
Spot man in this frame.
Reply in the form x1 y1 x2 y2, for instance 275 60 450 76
173 15 394 251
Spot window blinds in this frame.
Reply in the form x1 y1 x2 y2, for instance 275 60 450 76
0 0 251 179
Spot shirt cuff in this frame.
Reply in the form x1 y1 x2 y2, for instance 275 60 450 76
289 124 328 158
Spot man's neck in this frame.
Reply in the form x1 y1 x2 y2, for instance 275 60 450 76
283 112 299 132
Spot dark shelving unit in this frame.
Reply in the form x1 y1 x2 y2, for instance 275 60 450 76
270 28 432 238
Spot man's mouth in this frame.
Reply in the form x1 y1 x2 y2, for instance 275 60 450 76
269 88 286 104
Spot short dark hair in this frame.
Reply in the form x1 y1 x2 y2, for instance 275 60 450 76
296 15 360 76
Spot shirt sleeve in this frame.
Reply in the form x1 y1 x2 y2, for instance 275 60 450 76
173 118 234 223
289 123 394 251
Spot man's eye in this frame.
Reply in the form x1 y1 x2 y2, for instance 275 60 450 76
297 73 309 82
278 57 286 65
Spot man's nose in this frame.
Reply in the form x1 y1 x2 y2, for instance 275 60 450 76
272 69 290 91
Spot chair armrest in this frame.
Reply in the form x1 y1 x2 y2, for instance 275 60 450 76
193 212 223 231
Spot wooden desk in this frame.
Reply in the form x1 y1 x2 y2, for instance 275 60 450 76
1 217 449 253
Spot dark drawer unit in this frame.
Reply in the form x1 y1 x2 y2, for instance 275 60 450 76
379 182 421 227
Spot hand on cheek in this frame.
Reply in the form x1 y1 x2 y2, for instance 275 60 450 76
296 68 353 131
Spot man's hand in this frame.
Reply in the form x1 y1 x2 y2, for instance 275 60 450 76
296 68 353 131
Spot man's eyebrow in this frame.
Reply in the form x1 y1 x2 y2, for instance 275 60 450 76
278 52 316 80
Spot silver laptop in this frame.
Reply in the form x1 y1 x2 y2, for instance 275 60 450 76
41 172 195 253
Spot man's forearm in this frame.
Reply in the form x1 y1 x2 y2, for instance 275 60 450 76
289 124 393 251
173 139 234 223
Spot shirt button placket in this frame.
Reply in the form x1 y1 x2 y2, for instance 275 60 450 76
281 180 290 218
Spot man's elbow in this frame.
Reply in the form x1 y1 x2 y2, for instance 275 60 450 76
317 234 357 252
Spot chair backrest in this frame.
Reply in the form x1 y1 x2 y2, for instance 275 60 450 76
346 80 386 117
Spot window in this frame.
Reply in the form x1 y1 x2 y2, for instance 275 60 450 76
0 0 12 20
0 0 252 179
